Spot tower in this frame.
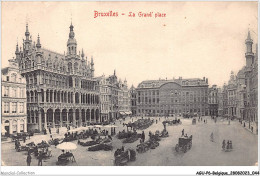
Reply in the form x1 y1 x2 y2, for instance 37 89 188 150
24 23 31 52
36 34 41 51
15 42 20 60
81 48 85 60
91 56 94 77
67 22 77 56
245 31 254 67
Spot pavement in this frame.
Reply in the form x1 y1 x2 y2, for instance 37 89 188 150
1 116 258 166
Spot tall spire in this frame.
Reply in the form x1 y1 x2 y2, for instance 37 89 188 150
15 42 19 54
69 22 75 39
67 21 77 55
247 30 251 40
15 42 19 59
114 69 116 76
81 48 85 59
25 23 30 40
36 33 41 49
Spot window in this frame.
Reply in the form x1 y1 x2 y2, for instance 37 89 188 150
4 102 9 113
13 88 17 97
12 102 17 113
11 73 17 82
4 86 9 97
6 76 9 82
19 103 24 113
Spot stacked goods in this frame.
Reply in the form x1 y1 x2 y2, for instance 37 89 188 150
163 119 181 126
133 119 154 130
123 135 139 143
78 140 98 147
88 143 113 151
136 139 160 153
49 138 60 146
117 131 137 139
159 129 169 138
114 149 136 166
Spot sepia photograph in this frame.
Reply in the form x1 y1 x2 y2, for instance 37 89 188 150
0 1 259 175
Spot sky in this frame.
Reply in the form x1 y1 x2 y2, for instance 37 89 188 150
1 1 258 88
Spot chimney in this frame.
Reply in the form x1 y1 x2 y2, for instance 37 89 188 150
206 78 208 84
203 77 205 81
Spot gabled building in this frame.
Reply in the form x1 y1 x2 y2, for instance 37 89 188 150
2 59 27 135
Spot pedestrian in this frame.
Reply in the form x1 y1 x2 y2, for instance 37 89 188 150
23 136 26 143
182 129 184 136
26 153 32 166
38 152 43 166
156 119 158 124
204 120 205 123
15 139 18 150
49 127 51 134
230 140 233 149
210 132 214 142
222 140 226 150
142 131 145 142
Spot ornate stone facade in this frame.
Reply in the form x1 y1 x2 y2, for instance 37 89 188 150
136 77 209 117
15 23 100 131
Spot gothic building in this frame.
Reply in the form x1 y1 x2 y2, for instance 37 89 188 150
244 31 258 133
15 23 100 132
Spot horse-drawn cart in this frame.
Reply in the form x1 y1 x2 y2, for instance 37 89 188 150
175 135 192 153
114 149 136 166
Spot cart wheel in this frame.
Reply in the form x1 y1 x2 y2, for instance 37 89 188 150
183 145 187 153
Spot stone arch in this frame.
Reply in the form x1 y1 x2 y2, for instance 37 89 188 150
81 109 86 123
68 109 73 124
31 110 34 123
91 109 95 121
75 92 79 104
54 109 61 127
62 109 67 125
86 109 90 121
47 109 54 127
96 109 99 122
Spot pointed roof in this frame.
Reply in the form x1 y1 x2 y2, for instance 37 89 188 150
247 31 251 40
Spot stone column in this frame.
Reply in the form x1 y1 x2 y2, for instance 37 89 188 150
89 110 91 123
66 112 69 125
79 110 82 127
9 120 13 135
52 91 54 103
39 112 42 132
60 111 63 127
44 112 47 130
17 119 21 133
44 90 46 103
93 110 96 123
72 110 76 126
52 111 55 128
24 118 27 132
